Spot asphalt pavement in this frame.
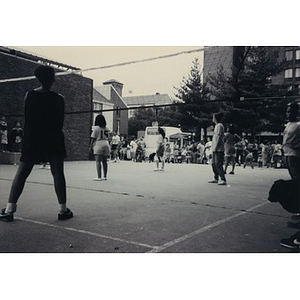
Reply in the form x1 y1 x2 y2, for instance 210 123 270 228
0 160 297 253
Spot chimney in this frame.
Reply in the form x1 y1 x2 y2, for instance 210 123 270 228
103 79 124 96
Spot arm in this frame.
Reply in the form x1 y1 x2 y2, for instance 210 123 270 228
89 138 95 153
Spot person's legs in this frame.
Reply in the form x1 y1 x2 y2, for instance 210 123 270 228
231 156 236 173
224 156 230 173
286 156 300 180
101 155 108 179
156 157 159 169
215 152 226 182
161 156 165 170
0 162 34 221
49 157 66 205
211 152 219 181
49 156 73 220
94 154 101 179
7 162 34 209
250 158 254 169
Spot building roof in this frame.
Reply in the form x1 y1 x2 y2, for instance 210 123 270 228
94 85 128 108
123 93 172 107
0 46 81 71
103 79 124 86
93 88 112 104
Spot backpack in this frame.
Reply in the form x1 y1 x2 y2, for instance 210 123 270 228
268 179 300 213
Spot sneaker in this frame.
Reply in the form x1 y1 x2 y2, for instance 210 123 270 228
208 179 218 183
103 177 107 181
287 220 300 229
93 178 102 181
280 232 300 249
58 208 73 221
0 208 14 222
218 180 227 186
229 171 234 175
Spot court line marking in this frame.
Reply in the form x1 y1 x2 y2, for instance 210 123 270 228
15 201 270 253
15 217 159 251
146 201 269 253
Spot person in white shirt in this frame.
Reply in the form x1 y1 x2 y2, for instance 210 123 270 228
111 132 120 162
278 102 300 248
204 138 212 164
155 127 166 171
89 114 111 181
129 138 137 161
208 112 226 185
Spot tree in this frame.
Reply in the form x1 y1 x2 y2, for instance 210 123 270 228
128 106 181 137
173 57 216 141
207 46 292 139
128 107 156 137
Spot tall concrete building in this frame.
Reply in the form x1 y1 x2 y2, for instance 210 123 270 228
272 46 300 95
203 46 246 84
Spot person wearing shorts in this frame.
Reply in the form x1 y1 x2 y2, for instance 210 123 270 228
89 114 111 181
0 65 73 222
111 132 120 162
155 127 166 171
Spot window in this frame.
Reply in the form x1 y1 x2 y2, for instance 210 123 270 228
285 51 293 61
296 68 300 78
146 128 159 135
285 69 293 78
296 50 300 60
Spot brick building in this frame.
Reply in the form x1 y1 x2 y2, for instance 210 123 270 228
0 47 93 161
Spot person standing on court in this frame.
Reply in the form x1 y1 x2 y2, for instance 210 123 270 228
224 124 237 175
277 101 300 249
208 112 227 186
280 103 300 233
155 127 166 171
111 131 120 162
89 114 111 181
10 121 23 152
0 116 8 152
0 65 73 222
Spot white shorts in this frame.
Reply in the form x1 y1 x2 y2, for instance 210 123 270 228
93 140 110 156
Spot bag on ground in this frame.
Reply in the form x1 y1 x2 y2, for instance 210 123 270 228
268 179 300 213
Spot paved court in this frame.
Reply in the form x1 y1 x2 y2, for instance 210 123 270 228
0 160 297 253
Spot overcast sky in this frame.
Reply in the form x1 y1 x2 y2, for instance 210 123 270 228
15 46 203 98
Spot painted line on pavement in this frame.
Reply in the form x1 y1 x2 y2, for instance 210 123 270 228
147 201 269 253
15 201 269 253
15 217 159 251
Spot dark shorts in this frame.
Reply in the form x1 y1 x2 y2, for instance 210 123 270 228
111 144 118 151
